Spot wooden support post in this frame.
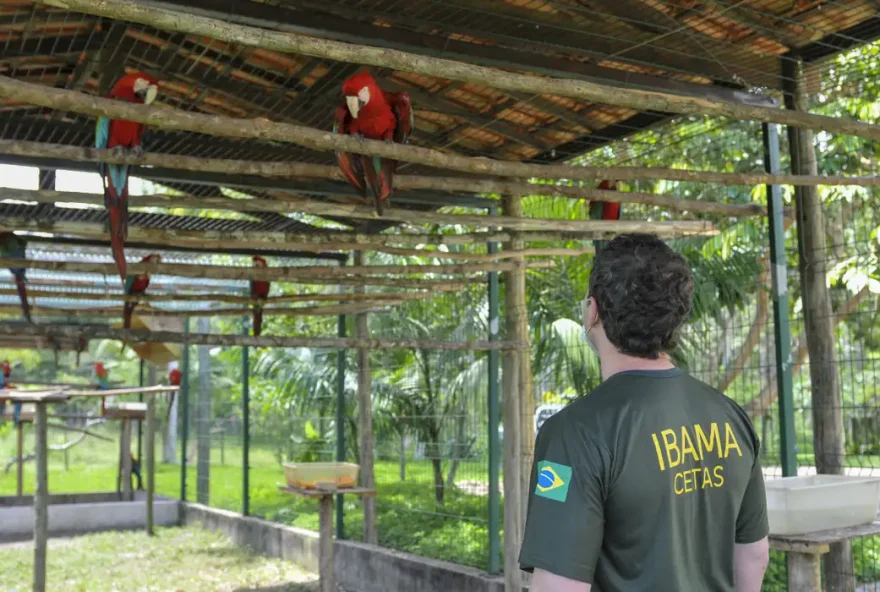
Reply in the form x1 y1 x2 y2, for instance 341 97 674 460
119 420 133 500
503 194 534 530
146 393 156 536
784 57 852 592
16 421 24 496
788 551 824 592
501 194 525 592
355 251 377 545
33 402 48 592
197 317 212 506
318 494 335 592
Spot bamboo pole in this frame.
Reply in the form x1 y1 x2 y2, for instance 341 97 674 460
0 217 715 249
0 301 402 319
0 322 521 351
146 393 156 535
0 257 531 287
0 187 715 234
37 0 880 141
0 287 437 305
3 140 875 192
0 141 852 206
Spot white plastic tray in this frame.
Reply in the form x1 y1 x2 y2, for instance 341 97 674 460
766 475 880 535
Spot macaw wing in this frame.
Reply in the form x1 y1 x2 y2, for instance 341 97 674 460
124 274 136 295
333 103 367 197
95 117 110 150
588 200 603 220
387 92 414 145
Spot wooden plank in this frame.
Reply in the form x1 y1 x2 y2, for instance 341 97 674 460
278 485 376 498
32 402 48 592
769 521 880 546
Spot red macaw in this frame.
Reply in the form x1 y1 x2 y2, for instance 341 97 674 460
94 361 110 415
166 366 182 423
589 180 621 251
0 232 31 323
123 253 160 330
250 255 270 337
0 360 19 422
334 70 413 215
1 360 10 388
95 72 159 282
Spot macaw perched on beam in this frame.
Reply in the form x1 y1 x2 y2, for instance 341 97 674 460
123 253 160 330
0 233 32 323
166 364 181 424
334 70 413 215
94 361 110 415
250 255 270 337
95 72 159 282
589 180 621 252
0 360 20 423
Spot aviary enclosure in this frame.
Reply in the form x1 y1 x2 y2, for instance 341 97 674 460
0 0 879 591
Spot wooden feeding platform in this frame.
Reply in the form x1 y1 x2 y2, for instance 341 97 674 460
770 520 880 591
279 462 374 592
0 385 178 592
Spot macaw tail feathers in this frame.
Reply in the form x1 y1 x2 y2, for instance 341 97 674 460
123 302 136 330
593 239 607 252
14 275 31 323
363 155 394 215
105 179 129 282
253 305 263 337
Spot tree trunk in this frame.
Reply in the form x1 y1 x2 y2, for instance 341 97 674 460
431 456 445 504
196 317 212 506
785 58 851 592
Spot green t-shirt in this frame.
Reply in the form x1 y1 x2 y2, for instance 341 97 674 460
518 368 769 591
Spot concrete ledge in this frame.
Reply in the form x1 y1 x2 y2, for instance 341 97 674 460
182 502 505 592
0 491 179 542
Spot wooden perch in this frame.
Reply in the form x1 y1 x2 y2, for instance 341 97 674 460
3 140 875 194
0 187 716 234
0 217 712 251
0 322 521 352
0 287 437 305
0 257 555 282
1 300 403 319
40 0 880 142
0 76 869 198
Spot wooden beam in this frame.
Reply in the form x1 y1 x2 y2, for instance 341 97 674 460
0 322 522 351
0 257 556 282
0 187 720 232
0 301 403 319
37 0 880 140
1 217 715 250
0 287 437 305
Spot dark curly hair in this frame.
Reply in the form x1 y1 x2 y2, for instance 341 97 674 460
588 233 694 359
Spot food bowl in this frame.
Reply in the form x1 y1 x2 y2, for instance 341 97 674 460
282 462 360 490
766 475 880 535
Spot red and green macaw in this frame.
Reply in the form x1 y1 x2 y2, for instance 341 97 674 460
94 361 110 415
0 232 32 323
0 360 20 423
334 70 413 216
589 180 621 251
123 253 160 330
250 255 270 337
95 72 159 282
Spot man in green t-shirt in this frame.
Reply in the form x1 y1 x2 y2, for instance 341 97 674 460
519 234 769 592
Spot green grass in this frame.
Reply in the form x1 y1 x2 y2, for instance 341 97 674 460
0 426 495 569
1 526 317 591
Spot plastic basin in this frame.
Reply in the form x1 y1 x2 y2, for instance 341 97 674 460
766 475 880 535
282 462 360 490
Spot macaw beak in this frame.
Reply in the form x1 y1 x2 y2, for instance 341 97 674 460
144 85 158 105
346 95 360 119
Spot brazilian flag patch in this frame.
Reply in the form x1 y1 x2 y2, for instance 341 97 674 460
535 460 572 502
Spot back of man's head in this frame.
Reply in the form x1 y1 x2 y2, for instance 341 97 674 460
589 233 694 360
